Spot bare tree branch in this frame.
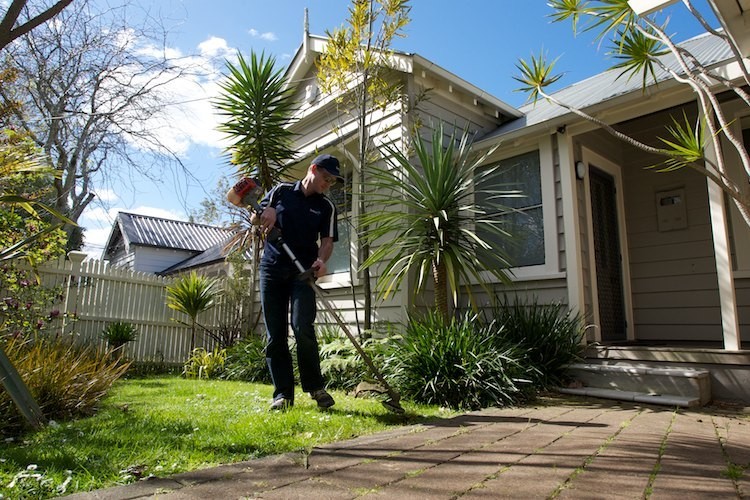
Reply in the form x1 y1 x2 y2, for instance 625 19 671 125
0 0 74 52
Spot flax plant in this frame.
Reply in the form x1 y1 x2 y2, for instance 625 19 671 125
360 123 516 318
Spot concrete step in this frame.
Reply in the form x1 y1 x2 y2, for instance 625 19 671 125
558 362 711 408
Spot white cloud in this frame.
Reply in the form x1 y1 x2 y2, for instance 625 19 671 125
92 188 119 203
109 35 235 156
248 28 277 41
198 36 232 58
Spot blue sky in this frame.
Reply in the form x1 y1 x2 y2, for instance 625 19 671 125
79 0 717 256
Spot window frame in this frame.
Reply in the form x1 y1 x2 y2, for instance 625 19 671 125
475 135 560 282
317 168 355 288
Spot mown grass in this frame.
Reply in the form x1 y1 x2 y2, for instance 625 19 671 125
0 376 456 498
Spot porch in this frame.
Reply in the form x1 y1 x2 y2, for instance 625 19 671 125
565 97 749 353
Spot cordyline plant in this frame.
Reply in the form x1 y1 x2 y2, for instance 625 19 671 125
213 52 298 331
166 272 218 353
515 0 750 227
360 123 516 319
214 51 298 192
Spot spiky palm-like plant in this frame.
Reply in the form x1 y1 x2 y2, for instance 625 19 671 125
360 123 516 318
166 272 218 353
214 51 297 192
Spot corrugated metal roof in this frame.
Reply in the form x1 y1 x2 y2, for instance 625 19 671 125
118 212 232 252
479 31 733 142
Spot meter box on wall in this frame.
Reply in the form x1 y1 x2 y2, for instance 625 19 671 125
656 188 687 232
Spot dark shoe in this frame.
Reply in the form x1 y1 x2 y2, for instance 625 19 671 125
310 389 335 409
270 397 293 411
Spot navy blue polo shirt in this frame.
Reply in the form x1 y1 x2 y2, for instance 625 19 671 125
259 181 338 268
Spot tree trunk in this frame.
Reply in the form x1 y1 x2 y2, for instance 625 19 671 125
433 260 449 320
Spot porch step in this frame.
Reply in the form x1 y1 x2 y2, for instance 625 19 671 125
557 362 711 408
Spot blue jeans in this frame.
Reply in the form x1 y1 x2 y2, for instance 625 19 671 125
259 263 325 402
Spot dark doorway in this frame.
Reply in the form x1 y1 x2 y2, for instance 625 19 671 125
590 167 627 342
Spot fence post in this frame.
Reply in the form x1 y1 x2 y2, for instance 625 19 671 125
61 251 87 336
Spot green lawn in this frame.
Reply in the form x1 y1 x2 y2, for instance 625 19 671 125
0 376 456 499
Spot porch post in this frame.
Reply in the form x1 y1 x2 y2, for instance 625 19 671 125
706 176 740 350
557 133 588 333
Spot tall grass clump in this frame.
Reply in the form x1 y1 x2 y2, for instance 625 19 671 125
487 296 586 387
0 336 129 434
182 347 226 379
384 311 532 410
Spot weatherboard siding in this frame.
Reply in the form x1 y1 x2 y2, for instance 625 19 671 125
133 247 198 275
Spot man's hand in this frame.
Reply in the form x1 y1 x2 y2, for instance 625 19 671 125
259 207 277 233
312 258 327 278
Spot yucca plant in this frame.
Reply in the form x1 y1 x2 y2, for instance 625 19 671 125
166 272 218 353
384 311 532 410
361 123 517 319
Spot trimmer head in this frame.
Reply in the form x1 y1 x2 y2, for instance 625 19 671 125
381 398 405 414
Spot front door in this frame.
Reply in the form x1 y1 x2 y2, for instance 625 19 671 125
590 167 627 342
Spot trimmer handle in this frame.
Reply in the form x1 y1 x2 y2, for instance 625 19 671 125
228 177 312 279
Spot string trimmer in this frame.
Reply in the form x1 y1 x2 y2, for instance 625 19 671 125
228 177 405 414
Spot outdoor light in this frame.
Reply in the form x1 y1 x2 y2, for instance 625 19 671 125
627 0 679 16
575 161 586 180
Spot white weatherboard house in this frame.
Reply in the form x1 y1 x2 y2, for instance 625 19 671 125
273 2 750 404
101 212 234 277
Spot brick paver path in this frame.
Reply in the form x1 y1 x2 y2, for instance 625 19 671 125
63 397 750 499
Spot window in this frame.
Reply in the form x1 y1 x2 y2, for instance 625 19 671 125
476 150 545 268
326 175 353 274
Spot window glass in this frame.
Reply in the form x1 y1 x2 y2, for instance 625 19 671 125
476 150 545 268
326 176 353 274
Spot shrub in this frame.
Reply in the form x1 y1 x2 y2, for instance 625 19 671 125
182 347 226 379
0 264 65 339
221 334 271 383
0 336 129 434
486 297 586 387
318 325 393 391
101 321 138 351
384 311 532 410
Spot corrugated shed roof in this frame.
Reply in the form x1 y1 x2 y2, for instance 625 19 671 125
479 31 733 142
160 238 233 274
117 212 232 252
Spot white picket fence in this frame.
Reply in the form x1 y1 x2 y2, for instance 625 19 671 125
36 253 245 364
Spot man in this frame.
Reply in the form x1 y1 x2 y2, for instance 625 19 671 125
252 154 342 410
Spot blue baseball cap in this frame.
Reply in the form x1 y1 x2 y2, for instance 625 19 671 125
312 154 342 179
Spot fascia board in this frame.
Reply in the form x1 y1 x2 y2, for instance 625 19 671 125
412 54 523 119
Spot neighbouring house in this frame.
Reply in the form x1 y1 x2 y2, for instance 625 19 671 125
101 212 235 277
273 2 750 403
